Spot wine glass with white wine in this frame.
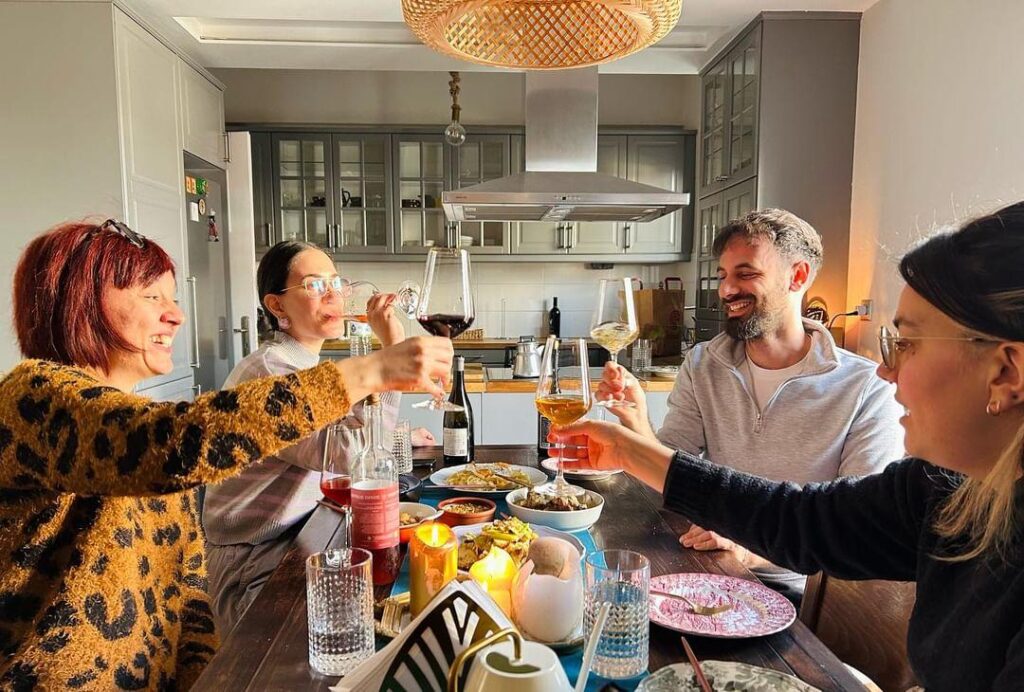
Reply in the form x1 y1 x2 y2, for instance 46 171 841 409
590 278 639 409
535 337 592 497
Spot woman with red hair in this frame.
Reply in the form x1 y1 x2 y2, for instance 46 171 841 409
0 219 452 689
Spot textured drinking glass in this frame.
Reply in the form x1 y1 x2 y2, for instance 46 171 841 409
392 419 413 474
632 339 652 372
585 549 650 679
306 548 374 676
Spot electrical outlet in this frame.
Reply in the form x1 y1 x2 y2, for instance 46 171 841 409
859 299 873 321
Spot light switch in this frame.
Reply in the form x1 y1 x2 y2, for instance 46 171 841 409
188 202 200 222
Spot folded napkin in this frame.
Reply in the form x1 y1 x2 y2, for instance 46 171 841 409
332 580 515 692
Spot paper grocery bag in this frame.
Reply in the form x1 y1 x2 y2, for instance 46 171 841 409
636 287 685 356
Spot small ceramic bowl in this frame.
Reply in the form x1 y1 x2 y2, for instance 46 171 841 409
398 502 443 543
399 474 422 502
437 497 497 527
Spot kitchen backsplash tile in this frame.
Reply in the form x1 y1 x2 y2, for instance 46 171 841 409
334 259 681 338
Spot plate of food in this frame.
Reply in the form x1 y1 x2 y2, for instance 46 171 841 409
649 573 797 639
540 457 622 481
505 487 604 532
637 660 819 692
644 365 680 380
429 462 547 494
452 516 586 571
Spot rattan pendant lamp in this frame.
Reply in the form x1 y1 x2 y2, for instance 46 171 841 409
402 0 682 70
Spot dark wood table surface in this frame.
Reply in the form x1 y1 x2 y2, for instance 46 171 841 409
196 446 863 691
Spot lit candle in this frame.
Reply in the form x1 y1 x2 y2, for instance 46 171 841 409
468 546 518 616
409 521 458 617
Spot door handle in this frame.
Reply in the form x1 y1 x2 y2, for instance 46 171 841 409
186 276 200 369
223 133 231 163
233 315 252 357
570 223 578 249
714 175 729 182
624 224 633 250
263 222 272 248
555 223 565 250
192 383 202 399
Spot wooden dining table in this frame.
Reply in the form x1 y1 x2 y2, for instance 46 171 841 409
195 446 864 691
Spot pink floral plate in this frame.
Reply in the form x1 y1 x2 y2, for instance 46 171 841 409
649 573 796 639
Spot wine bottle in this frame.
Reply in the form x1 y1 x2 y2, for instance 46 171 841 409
350 393 401 585
443 356 474 465
548 297 561 337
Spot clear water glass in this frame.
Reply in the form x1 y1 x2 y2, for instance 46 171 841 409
306 548 374 676
632 339 652 372
585 549 650 679
392 419 413 474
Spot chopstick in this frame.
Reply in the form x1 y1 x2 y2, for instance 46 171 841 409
680 636 713 692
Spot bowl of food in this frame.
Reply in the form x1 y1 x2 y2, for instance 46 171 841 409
398 502 443 543
399 473 422 502
505 488 604 532
453 517 586 571
437 497 497 527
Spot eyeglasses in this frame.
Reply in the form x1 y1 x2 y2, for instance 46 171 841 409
96 219 146 248
279 275 350 299
877 325 1001 369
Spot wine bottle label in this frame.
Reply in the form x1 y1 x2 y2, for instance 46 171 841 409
444 428 468 457
351 480 399 549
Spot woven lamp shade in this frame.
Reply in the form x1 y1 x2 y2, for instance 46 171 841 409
402 0 682 70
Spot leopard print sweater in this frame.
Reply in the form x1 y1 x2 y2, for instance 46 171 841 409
0 359 351 690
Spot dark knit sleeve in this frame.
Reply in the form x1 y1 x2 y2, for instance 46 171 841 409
0 359 351 496
662 452 937 581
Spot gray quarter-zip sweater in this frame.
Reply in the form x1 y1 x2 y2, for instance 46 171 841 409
658 318 905 592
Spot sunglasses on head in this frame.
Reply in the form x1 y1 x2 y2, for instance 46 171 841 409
95 219 147 248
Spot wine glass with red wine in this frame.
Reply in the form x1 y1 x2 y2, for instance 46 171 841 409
413 247 475 411
320 422 360 546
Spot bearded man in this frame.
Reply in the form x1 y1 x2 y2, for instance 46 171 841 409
598 209 904 602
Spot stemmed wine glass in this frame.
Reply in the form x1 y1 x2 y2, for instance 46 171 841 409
535 336 592 497
413 247 475 411
320 422 360 547
343 280 420 322
590 278 639 409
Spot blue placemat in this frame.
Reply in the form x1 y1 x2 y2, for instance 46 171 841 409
389 488 647 691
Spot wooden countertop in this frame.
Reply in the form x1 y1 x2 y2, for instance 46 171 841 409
324 338 521 350
420 363 675 394
196 446 863 692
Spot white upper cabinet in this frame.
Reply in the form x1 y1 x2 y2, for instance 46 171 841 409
179 60 226 165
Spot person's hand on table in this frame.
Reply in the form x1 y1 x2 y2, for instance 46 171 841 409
548 419 675 493
367 292 405 347
410 427 435 447
680 524 736 551
596 362 655 436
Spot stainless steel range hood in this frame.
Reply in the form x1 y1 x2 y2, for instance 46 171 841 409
442 69 690 224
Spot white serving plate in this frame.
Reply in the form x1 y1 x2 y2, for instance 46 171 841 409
540 457 622 481
452 522 587 564
429 463 548 495
504 487 604 532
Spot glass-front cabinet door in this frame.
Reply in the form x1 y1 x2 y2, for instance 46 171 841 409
272 134 333 248
728 28 760 182
334 134 391 254
452 134 511 253
394 135 450 254
700 61 728 193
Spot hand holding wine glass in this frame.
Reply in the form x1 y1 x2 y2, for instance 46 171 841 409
591 278 639 409
413 247 475 411
534 336 592 497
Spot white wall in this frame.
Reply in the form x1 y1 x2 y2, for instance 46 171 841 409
846 0 1024 356
334 260 681 339
212 69 701 127
0 2 124 370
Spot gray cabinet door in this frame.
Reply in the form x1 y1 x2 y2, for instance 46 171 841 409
251 132 275 255
272 133 334 249
393 135 451 254
334 134 392 254
570 135 627 254
727 27 760 184
697 191 723 259
509 134 565 255
625 136 691 255
452 134 512 254
722 176 757 226
700 60 729 193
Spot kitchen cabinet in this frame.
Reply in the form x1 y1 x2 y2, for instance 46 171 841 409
696 12 861 334
253 128 693 261
251 132 275 254
452 134 513 253
272 133 333 249
399 393 484 445
179 60 226 166
699 26 760 197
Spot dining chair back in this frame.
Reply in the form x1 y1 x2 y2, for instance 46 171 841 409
800 573 919 692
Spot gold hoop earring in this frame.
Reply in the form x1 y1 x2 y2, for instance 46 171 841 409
986 400 1002 416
